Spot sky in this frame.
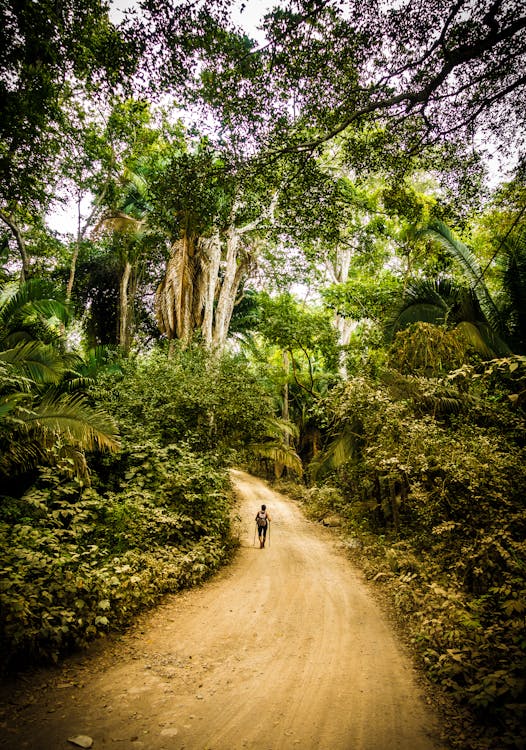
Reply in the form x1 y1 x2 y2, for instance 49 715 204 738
109 0 274 37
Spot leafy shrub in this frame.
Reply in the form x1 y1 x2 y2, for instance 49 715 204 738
0 520 229 669
93 346 275 456
0 448 236 671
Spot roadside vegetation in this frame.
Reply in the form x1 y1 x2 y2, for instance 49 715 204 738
1 1 525 748
279 350 526 750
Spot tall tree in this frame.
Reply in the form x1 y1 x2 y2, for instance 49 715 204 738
151 144 278 350
144 0 525 182
0 0 137 278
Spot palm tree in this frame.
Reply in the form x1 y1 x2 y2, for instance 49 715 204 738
249 416 303 478
387 221 515 359
424 221 505 337
387 277 511 359
0 281 120 483
94 161 157 354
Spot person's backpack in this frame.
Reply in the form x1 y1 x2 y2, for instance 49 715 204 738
256 510 267 527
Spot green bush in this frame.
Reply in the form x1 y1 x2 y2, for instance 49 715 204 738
0 446 235 671
93 346 275 455
0 520 229 669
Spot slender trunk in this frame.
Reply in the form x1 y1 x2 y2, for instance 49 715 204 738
211 192 276 349
389 477 400 537
125 271 138 353
66 196 81 302
332 243 352 285
67 188 106 302
119 259 133 354
328 242 356 373
212 227 241 349
213 225 253 350
0 209 30 281
282 351 290 439
66 196 83 303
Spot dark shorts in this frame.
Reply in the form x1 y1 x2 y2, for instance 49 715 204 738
258 523 268 538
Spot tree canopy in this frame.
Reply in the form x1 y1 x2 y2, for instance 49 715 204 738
143 0 526 163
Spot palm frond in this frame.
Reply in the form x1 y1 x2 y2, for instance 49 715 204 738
0 279 70 334
425 221 504 335
0 341 66 383
50 377 97 394
259 415 300 440
95 212 144 235
0 392 27 419
387 278 454 336
250 441 303 476
310 425 361 480
28 393 120 453
0 435 44 475
456 321 511 358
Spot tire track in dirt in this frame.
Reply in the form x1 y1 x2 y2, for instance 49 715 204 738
0 470 445 750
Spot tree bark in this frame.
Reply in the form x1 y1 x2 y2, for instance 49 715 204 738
66 191 104 303
119 259 133 354
212 226 245 349
155 234 199 346
275 350 291 479
200 232 221 347
0 209 30 281
156 193 277 350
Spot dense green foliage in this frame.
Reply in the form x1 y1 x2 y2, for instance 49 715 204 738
0 344 278 669
0 461 228 669
1 2 525 747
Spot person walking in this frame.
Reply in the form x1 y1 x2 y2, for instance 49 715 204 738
255 504 271 548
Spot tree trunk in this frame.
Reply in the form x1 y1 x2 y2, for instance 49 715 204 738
327 242 356 369
156 193 274 350
275 350 291 479
155 234 200 346
389 476 400 537
119 259 133 354
67 193 101 303
199 232 221 347
0 209 30 281
66 197 83 303
212 227 251 350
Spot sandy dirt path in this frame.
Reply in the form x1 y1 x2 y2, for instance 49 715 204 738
0 471 445 750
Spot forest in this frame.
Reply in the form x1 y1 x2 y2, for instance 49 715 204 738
0 0 525 748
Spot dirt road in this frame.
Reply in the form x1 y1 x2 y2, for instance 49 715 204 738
0 471 445 750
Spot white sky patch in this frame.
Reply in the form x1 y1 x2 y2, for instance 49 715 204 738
231 0 275 41
109 0 276 35
108 0 137 24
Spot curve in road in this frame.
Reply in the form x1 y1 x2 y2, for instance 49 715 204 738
0 470 445 750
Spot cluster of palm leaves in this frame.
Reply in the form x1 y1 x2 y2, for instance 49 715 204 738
0 280 119 486
388 221 526 358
